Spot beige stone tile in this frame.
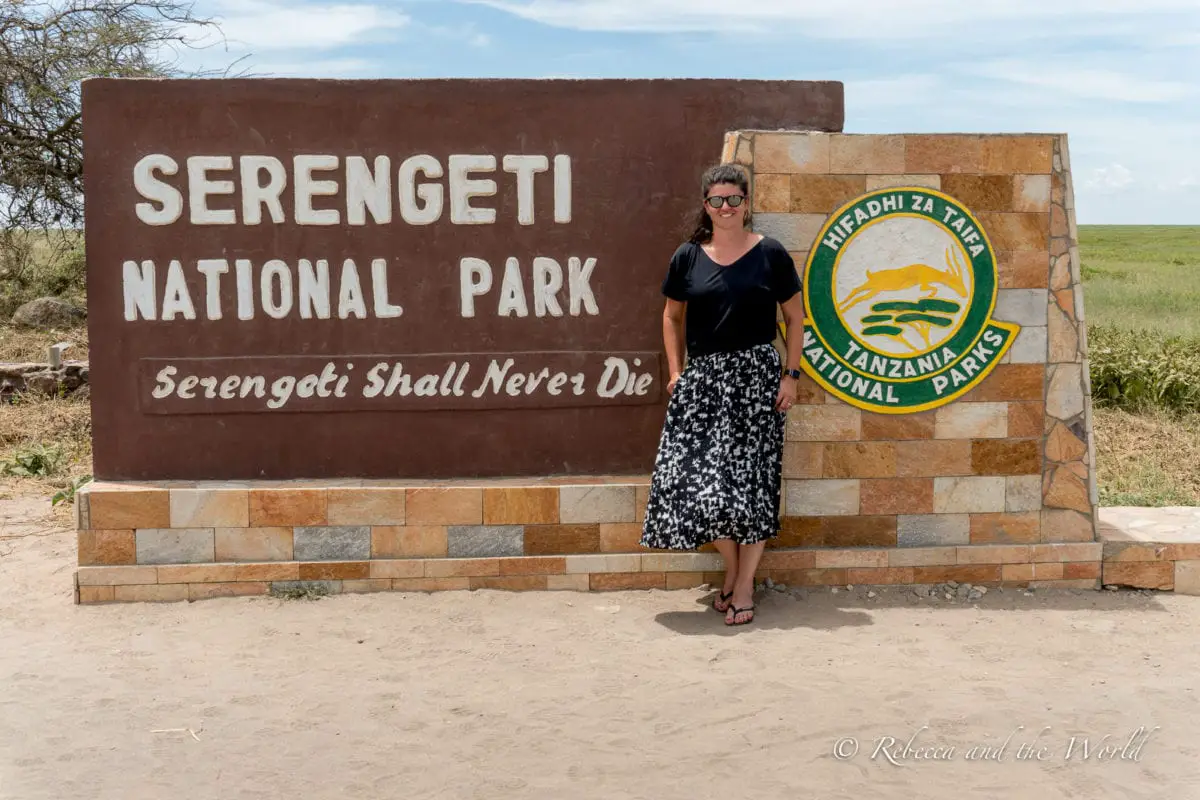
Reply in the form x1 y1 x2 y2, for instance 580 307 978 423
341 579 392 594
114 584 190 602
752 212 826 252
1040 509 1095 542
956 544 1032 564
498 556 568 576
1174 561 1200 596
559 487 635 524
813 549 887 569
564 554 642 574
888 546 958 567
215 527 293 562
234 562 300 581
371 526 448 558
157 563 239 583
89 489 170 530
327 488 406 525
1044 465 1091 514
783 442 824 478
188 582 268 601
786 405 861 441
76 565 158 586
933 476 1006 513
905 135 985 173
1048 302 1080 363
865 174 940 191
1005 476 1043 513
640 553 724 572
1013 175 1052 212
977 213 1050 252
1030 542 1101 562
78 586 115 604
941 174 1015 212
77 530 136 566
934 403 1007 439
751 173 791 212
981 136 1054 174
248 489 327 527
998 250 1051 290
483 487 558 525
822 442 897 478
547 574 591 591
135 528 214 564
634 486 650 524
754 133 831 174
789 175 866 213
405 488 483 525
830 134 905 174
785 479 860 516
424 558 500 578
1103 562 1173 590
895 441 972 477
369 560 425 579
170 489 248 528
599 523 645 553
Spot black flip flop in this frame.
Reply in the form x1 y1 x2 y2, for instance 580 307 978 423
712 590 734 612
725 605 755 626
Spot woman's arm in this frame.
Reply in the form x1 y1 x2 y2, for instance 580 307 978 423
662 298 686 392
780 294 805 372
776 294 805 410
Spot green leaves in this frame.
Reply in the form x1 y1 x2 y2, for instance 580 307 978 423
1089 324 1200 413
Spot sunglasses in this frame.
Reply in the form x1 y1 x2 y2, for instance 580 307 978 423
705 195 745 208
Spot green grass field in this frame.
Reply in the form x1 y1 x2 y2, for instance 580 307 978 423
1079 225 1200 337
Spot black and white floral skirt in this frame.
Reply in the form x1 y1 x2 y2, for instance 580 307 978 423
640 343 786 550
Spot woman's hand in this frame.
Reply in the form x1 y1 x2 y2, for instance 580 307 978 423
667 372 682 395
776 375 798 412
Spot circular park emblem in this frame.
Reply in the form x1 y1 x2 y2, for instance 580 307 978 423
799 187 1020 414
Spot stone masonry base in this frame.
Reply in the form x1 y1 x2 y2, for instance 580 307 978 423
69 477 1200 605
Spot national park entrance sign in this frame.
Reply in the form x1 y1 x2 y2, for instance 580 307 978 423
75 79 1124 605
82 78 843 481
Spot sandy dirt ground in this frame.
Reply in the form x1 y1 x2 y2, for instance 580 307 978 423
2 488 1200 800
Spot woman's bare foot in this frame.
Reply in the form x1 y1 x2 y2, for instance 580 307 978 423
724 586 756 625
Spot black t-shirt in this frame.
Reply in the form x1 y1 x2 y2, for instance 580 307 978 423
661 235 801 358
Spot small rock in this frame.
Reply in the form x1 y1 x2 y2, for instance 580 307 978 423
947 581 959 589
976 586 988 596
1104 584 1119 591
773 583 788 592
11 297 86 329
955 585 970 599
764 577 775 589
831 587 839 593
944 593 952 600
867 591 877 598
846 584 854 590
968 591 983 601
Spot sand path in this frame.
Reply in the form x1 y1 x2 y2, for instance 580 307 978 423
2 489 1198 799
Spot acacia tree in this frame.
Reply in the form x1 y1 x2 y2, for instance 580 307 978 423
0 1 229 310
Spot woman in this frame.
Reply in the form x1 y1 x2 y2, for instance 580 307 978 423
640 163 806 627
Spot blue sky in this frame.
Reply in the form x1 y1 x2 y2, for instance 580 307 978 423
180 0 1199 225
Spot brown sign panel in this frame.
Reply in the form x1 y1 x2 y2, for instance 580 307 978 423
83 78 844 480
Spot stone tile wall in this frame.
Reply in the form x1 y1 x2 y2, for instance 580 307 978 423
73 480 1109 604
721 131 1097 546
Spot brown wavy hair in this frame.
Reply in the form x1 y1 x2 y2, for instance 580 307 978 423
687 163 753 244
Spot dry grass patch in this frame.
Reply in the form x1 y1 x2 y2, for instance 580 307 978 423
1093 407 1200 506
0 324 89 363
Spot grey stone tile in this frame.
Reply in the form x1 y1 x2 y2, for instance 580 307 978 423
135 528 214 564
447 525 524 557
293 526 371 561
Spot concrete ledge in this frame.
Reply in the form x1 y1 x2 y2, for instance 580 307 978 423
1098 507 1200 594
69 479 1131 604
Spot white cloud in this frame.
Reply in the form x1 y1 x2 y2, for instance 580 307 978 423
203 1 409 51
969 60 1195 103
1085 164 1135 193
245 58 375 77
469 0 1200 40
